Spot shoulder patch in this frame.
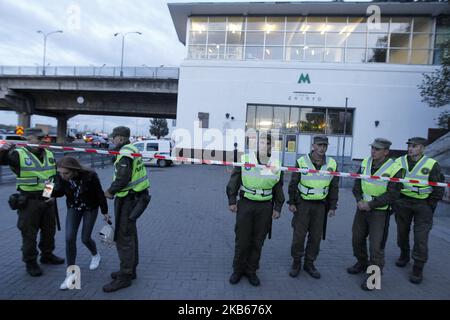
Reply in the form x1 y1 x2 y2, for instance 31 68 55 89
25 158 32 166
421 168 430 175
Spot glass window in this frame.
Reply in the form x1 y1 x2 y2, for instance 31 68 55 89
285 32 305 46
266 17 285 32
227 31 244 45
348 17 366 32
246 46 264 60
305 47 324 62
367 33 388 48
326 17 347 33
207 31 225 45
207 45 225 59
413 18 432 33
273 107 289 129
346 48 366 63
286 17 306 31
305 32 325 46
288 107 300 131
246 105 256 129
265 32 284 46
256 106 273 130
436 16 450 34
134 143 144 151
226 46 243 60
411 50 431 65
367 17 389 33
245 31 264 45
190 17 208 31
264 47 283 60
189 31 207 45
307 17 327 32
326 33 346 47
346 33 366 47
367 48 387 63
285 47 304 61
389 49 410 64
299 108 326 133
324 48 344 63
246 17 265 31
390 17 412 33
147 143 159 152
227 17 244 33
188 45 207 59
208 17 226 31
390 33 410 48
326 109 353 135
412 34 431 49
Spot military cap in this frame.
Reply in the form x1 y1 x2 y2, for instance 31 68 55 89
111 126 130 138
370 138 392 149
406 137 428 146
312 135 329 145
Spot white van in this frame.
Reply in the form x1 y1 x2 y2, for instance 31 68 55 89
133 139 173 167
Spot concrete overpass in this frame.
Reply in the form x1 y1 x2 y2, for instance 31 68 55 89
0 66 179 142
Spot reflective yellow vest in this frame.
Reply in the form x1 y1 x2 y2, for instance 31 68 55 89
361 157 401 210
113 144 150 198
240 153 281 201
297 154 337 201
395 155 436 199
15 148 56 192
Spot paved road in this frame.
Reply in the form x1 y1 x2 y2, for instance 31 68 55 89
0 164 449 300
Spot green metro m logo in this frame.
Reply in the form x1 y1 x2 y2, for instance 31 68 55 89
298 73 311 84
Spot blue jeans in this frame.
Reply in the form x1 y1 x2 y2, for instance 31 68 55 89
65 208 98 266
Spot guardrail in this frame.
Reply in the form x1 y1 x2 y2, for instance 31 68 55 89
0 66 180 79
0 151 112 184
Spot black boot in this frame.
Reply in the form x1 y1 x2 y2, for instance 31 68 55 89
347 261 368 275
103 276 132 292
40 254 65 265
111 271 137 280
304 261 321 279
289 258 302 278
229 272 243 285
246 273 260 286
395 251 410 268
26 261 43 277
409 264 423 284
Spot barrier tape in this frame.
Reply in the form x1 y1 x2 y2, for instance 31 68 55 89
1 141 449 188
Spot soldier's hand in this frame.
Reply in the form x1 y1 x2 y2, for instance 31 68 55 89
328 209 336 217
358 201 370 211
229 204 237 213
104 191 114 199
272 210 280 219
102 213 112 223
289 204 297 213
0 141 13 151
357 201 365 211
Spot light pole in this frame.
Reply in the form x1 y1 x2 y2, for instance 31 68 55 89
36 30 63 76
114 31 142 77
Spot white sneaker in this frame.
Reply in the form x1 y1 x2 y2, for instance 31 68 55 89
60 273 74 290
89 253 101 270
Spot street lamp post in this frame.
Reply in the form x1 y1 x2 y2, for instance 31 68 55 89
36 30 63 76
114 31 142 77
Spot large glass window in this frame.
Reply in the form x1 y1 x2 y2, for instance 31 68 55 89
327 109 353 135
256 106 273 130
299 108 326 133
187 15 440 65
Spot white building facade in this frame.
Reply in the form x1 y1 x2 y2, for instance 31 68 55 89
168 1 450 165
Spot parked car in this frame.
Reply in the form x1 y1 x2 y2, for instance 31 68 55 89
91 136 109 149
83 132 94 143
132 139 173 167
0 134 27 144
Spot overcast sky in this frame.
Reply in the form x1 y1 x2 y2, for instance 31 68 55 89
0 0 370 135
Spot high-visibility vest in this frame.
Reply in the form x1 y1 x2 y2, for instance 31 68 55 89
361 157 401 210
395 155 436 199
15 148 56 192
113 144 150 198
297 154 337 201
240 152 281 201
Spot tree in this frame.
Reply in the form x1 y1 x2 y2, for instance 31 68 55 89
149 118 169 139
419 37 450 129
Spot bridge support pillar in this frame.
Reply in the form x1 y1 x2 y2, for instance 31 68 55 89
17 112 31 129
57 115 68 144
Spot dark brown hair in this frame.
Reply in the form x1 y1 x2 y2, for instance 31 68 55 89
57 156 93 174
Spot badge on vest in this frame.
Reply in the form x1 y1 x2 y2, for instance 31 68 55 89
421 168 430 175
48 158 55 164
25 158 32 166
42 181 54 198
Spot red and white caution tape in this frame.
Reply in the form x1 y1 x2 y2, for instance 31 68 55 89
2 142 450 188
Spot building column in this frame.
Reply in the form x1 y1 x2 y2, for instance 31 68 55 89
56 115 68 144
17 112 31 129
